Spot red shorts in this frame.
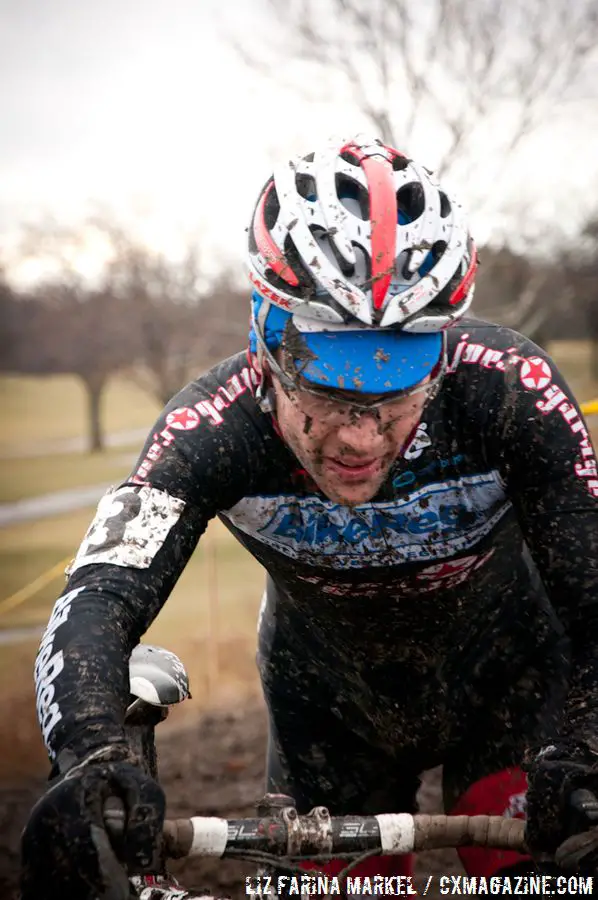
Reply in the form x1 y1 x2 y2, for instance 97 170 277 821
448 767 531 876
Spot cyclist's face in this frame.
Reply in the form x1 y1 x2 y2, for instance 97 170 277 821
270 370 430 506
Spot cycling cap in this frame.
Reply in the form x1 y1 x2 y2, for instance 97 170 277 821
249 292 442 393
247 134 477 393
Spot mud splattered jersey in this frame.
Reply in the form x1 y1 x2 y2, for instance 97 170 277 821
34 319 598 763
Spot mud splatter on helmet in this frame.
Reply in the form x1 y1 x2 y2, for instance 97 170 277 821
247 134 477 334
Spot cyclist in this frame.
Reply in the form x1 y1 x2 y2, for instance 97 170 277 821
22 136 598 898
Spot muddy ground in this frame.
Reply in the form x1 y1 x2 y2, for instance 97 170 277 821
0 700 461 899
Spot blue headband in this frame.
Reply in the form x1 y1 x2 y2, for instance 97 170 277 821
248 291 291 354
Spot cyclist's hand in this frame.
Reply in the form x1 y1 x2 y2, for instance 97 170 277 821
20 748 165 900
525 742 598 873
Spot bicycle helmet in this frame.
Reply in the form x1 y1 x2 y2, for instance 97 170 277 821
247 134 477 395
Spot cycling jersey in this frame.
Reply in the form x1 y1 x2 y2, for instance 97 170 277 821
34 318 598 769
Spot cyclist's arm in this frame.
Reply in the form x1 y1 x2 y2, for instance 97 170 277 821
35 357 274 769
487 337 598 746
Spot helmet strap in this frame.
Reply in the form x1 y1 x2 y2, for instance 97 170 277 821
252 299 279 414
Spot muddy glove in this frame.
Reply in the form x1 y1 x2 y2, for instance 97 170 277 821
525 741 598 873
20 745 166 900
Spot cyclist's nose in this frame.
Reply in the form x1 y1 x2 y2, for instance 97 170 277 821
334 411 387 453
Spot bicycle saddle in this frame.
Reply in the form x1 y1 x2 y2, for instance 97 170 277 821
128 644 191 707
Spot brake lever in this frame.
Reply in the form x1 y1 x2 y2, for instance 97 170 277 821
555 789 598 871
104 795 127 841
93 797 133 900
569 789 598 832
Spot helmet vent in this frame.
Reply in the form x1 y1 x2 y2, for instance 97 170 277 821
392 154 410 172
336 175 369 220
339 149 362 167
432 239 448 261
439 191 452 218
296 173 317 201
312 227 355 277
264 182 281 229
397 183 425 221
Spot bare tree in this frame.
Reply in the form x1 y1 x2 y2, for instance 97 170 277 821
233 0 597 335
100 236 204 405
0 270 16 361
472 244 576 344
199 270 252 361
90 222 249 405
7 218 253 418
237 0 598 183
0 278 130 452
4 222 135 451
561 214 598 377
46 283 131 453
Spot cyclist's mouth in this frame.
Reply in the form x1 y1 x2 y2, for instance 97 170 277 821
324 457 383 481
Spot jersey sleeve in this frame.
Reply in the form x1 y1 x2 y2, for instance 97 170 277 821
34 354 275 765
479 332 598 748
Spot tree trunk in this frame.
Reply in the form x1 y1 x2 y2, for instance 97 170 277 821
591 340 598 383
81 373 106 453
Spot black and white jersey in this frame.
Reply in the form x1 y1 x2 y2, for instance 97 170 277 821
34 319 598 763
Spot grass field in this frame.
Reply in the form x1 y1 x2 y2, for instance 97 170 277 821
0 445 142 503
547 340 598 403
0 372 159 502
0 373 160 454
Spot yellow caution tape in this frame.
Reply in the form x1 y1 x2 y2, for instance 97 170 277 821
581 400 598 417
0 555 71 620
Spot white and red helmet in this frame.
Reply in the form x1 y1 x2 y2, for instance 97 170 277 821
247 135 477 333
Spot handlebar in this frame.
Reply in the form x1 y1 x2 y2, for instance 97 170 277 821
97 790 597 898
158 808 526 860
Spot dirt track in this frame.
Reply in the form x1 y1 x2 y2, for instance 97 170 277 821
0 701 460 898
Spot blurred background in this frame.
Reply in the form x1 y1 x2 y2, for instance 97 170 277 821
1 0 598 796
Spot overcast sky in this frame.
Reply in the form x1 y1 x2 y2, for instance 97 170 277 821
1 0 598 280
